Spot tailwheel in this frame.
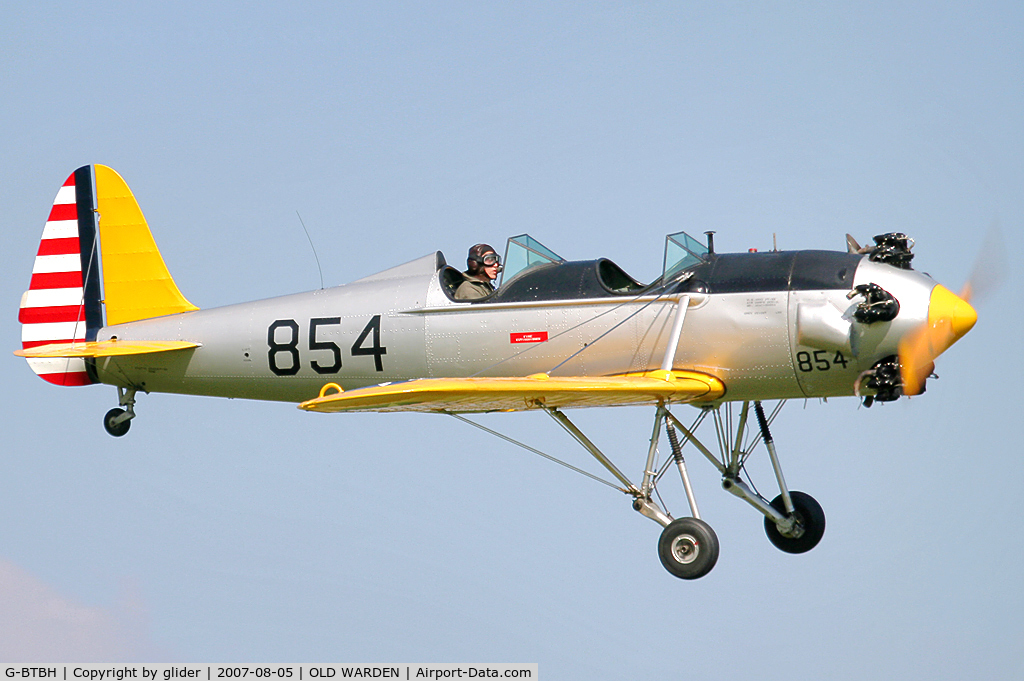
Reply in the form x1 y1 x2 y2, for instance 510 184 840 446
103 387 138 437
764 491 825 554
658 517 720 580
103 408 131 437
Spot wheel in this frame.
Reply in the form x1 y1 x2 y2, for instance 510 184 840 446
764 491 825 554
103 408 131 437
658 517 720 580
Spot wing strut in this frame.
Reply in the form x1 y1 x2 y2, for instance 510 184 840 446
545 408 642 497
446 413 626 492
546 406 676 527
542 400 824 579
453 398 827 580
660 295 690 372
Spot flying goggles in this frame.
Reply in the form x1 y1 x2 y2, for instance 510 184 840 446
472 253 502 266
471 252 503 269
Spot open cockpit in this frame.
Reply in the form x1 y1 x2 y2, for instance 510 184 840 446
437 229 866 303
438 230 711 303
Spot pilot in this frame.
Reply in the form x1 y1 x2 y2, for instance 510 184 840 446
455 243 501 300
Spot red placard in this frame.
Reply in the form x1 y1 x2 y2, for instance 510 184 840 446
510 331 548 344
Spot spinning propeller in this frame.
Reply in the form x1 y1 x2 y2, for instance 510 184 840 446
898 284 976 395
897 225 1004 396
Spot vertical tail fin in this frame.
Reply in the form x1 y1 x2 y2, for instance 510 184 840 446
19 165 199 386
19 166 103 385
93 165 198 325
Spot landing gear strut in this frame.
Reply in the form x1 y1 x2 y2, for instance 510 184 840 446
546 404 719 578
667 400 826 562
546 399 824 579
457 397 823 580
103 387 137 437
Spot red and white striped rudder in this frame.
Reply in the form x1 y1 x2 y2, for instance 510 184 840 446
18 166 104 386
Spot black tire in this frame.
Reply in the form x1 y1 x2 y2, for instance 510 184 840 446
103 408 131 437
764 491 825 554
658 517 720 580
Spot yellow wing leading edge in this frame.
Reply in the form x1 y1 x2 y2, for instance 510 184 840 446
299 370 726 414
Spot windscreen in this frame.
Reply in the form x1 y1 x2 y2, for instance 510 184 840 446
663 230 709 282
501 234 565 285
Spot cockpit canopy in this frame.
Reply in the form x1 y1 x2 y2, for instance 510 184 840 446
441 230 709 303
499 230 711 289
438 230 861 303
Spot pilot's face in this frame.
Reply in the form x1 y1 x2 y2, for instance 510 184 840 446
481 252 500 280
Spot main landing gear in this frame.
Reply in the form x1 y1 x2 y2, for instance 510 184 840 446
545 399 825 580
657 516 719 580
103 387 138 437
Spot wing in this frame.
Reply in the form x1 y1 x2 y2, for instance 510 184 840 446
299 370 725 414
14 339 200 358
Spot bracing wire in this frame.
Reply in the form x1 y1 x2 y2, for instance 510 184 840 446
447 412 626 493
544 291 671 375
468 287 672 378
468 270 693 379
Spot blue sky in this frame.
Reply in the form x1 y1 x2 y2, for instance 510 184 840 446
2 1 1022 676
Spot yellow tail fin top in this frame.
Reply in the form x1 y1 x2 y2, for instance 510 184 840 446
94 165 199 325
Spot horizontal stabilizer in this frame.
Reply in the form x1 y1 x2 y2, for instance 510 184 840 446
15 339 199 359
299 370 725 414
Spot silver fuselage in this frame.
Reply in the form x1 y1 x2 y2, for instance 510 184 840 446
90 252 940 405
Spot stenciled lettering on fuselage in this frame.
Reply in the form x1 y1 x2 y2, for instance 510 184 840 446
510 331 548 344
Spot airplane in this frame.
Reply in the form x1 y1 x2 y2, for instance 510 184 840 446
16 164 979 579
